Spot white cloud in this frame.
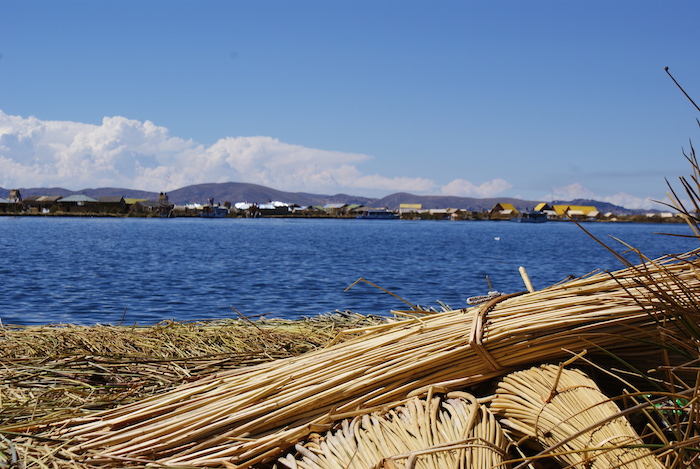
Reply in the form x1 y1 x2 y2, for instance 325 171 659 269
603 193 657 211
0 112 200 189
0 111 666 210
439 178 513 198
0 111 434 195
551 183 596 200
203 136 374 192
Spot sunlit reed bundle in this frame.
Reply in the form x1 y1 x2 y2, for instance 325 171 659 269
491 364 665 468
60 249 700 467
276 393 507 469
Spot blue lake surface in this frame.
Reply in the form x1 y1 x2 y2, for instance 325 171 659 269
0 217 697 326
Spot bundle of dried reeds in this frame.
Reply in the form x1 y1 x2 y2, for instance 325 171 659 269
491 364 664 468
58 249 700 467
276 393 507 469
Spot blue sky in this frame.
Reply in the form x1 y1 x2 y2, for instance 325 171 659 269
1 1 699 209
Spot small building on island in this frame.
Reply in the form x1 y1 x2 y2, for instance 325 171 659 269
399 203 422 219
23 195 62 213
57 195 99 213
98 196 127 214
128 193 174 217
0 189 24 213
552 205 600 220
534 203 558 219
489 203 519 220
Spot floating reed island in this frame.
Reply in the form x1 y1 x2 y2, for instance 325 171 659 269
2 241 698 469
5 69 700 469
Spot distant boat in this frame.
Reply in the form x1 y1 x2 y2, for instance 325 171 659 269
199 205 229 218
511 210 547 223
356 209 399 220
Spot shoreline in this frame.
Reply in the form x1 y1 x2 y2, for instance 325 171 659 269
0 211 687 223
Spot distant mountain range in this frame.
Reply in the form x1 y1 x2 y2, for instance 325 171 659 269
0 182 652 215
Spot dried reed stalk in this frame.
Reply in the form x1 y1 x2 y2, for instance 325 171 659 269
57 249 700 467
276 393 507 469
491 364 665 468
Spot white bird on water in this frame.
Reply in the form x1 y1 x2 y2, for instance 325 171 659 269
494 236 501 241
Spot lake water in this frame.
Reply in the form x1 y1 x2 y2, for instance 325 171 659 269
0 217 697 326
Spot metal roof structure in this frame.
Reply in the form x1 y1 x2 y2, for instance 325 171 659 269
58 195 98 203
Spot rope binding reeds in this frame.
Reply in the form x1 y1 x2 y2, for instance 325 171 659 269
467 291 526 372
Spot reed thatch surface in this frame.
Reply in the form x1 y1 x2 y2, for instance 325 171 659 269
0 313 381 468
1 313 382 360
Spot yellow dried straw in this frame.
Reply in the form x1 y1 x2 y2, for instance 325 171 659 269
276 393 507 469
491 364 665 468
0 317 351 361
59 249 700 467
0 316 365 438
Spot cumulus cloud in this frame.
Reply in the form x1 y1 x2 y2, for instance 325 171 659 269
0 112 200 190
439 178 513 198
551 183 597 200
602 193 657 211
0 111 435 195
0 111 660 210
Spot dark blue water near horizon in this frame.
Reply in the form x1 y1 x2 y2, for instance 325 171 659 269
0 217 697 326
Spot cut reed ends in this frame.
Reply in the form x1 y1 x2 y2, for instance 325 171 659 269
491 364 665 469
275 393 507 469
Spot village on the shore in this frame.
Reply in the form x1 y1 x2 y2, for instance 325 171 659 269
0 188 682 222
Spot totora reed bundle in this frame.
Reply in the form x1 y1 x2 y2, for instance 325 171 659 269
57 248 700 467
491 364 664 468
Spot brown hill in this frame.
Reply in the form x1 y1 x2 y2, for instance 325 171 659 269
166 182 376 207
0 183 377 207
